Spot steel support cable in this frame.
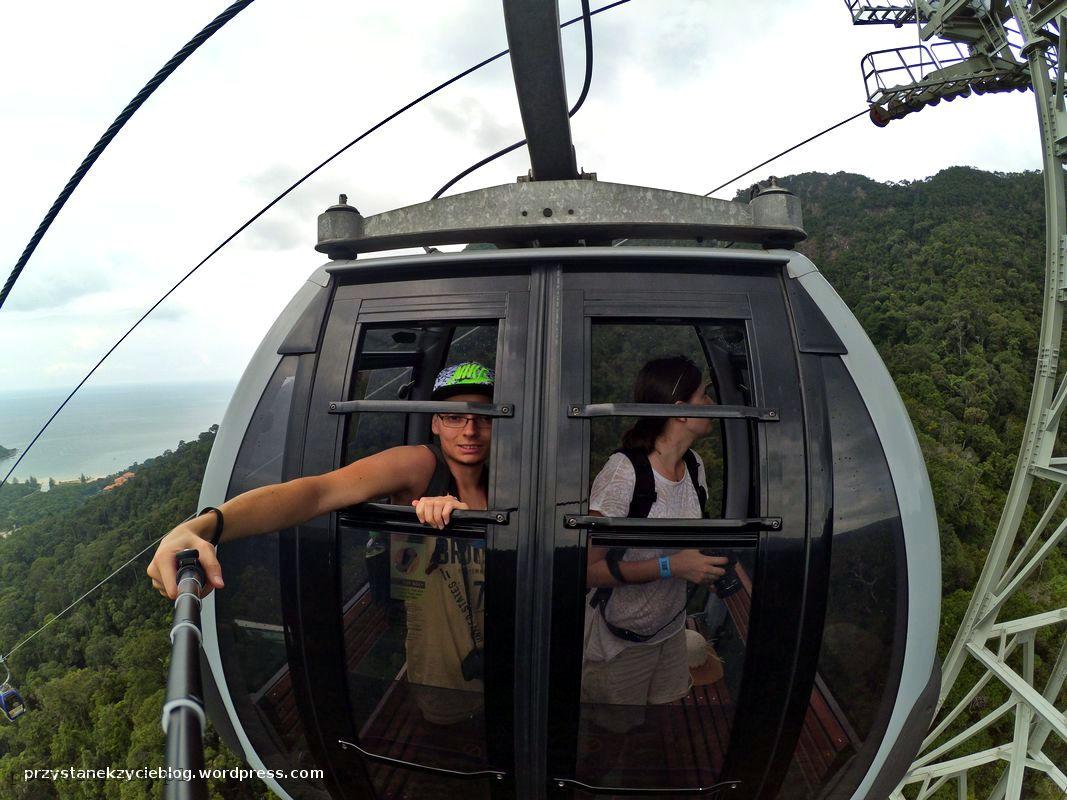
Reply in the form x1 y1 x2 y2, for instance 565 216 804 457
2 533 167 662
613 107 870 248
0 0 257 312
0 0 632 493
703 108 869 196
431 0 603 200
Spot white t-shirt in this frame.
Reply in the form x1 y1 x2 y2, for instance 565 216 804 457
584 450 707 663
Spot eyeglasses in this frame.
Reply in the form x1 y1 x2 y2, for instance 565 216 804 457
437 413 493 429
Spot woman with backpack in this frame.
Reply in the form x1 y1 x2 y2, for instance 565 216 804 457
582 355 730 731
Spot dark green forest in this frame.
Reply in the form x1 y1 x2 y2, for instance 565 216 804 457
0 432 265 800
0 167 1063 798
788 168 1066 646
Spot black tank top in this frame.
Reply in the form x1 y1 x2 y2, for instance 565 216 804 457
420 444 488 502
422 444 458 497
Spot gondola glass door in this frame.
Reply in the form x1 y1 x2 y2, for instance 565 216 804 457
544 261 817 799
290 270 532 800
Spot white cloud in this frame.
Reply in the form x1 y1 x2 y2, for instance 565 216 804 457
430 96 522 151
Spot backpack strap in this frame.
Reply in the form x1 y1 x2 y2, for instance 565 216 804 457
682 449 709 519
616 448 657 518
589 450 655 627
588 449 705 642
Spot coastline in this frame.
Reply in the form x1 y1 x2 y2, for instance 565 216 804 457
0 381 232 484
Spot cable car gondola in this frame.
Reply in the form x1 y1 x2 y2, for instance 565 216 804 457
0 685 25 723
192 201 939 800
181 5 940 800
0 658 26 722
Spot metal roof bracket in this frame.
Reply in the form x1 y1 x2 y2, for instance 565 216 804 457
316 180 805 258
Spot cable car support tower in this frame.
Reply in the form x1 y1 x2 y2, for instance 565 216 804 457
846 2 1067 798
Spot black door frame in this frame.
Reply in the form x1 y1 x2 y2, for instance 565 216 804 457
539 258 823 800
282 267 534 800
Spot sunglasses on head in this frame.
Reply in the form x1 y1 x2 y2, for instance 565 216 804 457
670 373 717 400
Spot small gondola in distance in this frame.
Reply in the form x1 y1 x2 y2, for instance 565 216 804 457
0 683 26 722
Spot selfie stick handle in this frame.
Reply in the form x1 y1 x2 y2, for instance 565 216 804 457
161 548 208 800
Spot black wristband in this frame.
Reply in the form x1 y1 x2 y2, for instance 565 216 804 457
605 550 628 584
198 506 224 547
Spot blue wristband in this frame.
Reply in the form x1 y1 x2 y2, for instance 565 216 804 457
658 556 671 578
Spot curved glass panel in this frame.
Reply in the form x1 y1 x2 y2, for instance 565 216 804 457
332 318 500 798
588 321 752 519
577 539 755 790
216 357 330 799
229 359 296 493
339 523 490 799
779 357 906 799
575 320 758 790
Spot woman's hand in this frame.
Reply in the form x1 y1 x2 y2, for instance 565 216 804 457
668 549 728 586
412 495 469 529
147 523 224 601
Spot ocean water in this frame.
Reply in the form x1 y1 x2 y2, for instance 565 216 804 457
0 382 234 482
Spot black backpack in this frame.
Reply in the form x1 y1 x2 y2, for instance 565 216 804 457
589 448 708 643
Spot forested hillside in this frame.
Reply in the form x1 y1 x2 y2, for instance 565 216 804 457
0 430 267 799
0 167 1062 798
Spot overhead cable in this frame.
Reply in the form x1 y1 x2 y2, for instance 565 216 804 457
0 0 258 312
1 534 167 662
0 0 634 491
614 107 869 247
703 108 869 196
432 0 604 200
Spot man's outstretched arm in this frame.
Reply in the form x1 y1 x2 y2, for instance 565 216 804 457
147 445 437 600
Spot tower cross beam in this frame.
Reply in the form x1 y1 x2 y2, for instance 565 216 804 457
976 515 1067 625
965 643 1067 744
911 699 1016 770
902 745 1011 782
987 608 1067 637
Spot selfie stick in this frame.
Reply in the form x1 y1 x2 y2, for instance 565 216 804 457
161 548 209 800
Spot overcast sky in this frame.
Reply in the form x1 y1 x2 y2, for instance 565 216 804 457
0 0 1041 396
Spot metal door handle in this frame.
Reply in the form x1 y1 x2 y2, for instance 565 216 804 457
563 515 779 532
551 776 741 796
346 502 510 525
339 739 507 782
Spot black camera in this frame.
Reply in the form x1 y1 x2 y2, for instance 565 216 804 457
708 551 742 599
461 647 484 682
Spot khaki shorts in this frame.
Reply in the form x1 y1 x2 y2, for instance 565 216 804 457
581 628 691 732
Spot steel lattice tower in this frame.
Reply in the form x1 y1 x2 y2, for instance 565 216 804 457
845 2 1067 798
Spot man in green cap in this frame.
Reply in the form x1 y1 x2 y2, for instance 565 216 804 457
147 361 496 724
